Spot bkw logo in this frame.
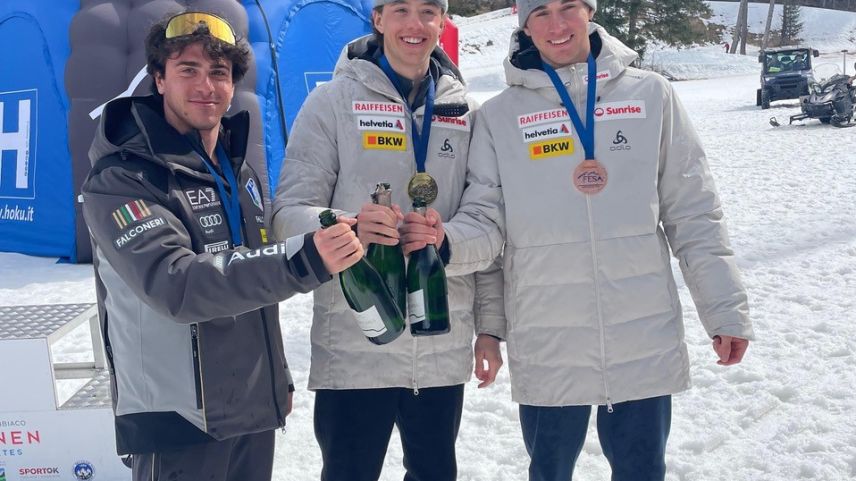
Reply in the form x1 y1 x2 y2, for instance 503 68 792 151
0 90 37 199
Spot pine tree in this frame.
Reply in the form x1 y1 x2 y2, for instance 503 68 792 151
780 0 803 46
596 0 712 59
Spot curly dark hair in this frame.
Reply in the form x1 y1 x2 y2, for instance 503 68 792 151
145 12 251 92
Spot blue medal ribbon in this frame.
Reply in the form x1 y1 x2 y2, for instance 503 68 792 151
198 142 243 247
542 54 598 160
378 55 435 173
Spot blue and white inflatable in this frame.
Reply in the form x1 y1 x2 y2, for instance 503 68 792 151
0 1 78 259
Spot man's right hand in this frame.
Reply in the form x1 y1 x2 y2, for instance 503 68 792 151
356 203 403 249
314 215 362 274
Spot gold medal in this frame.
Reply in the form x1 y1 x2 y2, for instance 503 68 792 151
407 172 438 206
573 159 608 195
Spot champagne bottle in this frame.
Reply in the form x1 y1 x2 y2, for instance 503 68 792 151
319 210 405 345
365 183 407 317
406 199 450 336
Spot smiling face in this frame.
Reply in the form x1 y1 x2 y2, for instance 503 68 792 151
154 42 234 136
373 0 445 81
524 0 595 68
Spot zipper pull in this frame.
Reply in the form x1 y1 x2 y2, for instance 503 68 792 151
606 398 614 414
412 378 419 396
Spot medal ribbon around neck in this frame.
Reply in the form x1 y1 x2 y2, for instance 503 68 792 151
197 142 243 246
378 55 436 175
541 54 598 160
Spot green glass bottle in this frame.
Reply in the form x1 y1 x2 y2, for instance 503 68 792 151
319 210 405 345
406 199 450 336
365 183 407 317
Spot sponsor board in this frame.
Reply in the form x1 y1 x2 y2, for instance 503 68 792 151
529 139 574 160
362 132 407 151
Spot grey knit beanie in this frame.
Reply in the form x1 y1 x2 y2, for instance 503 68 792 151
518 0 596 27
373 0 448 13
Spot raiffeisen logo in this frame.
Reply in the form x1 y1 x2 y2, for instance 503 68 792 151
594 101 647 121
0 430 41 445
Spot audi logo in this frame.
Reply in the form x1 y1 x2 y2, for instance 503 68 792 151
199 214 223 228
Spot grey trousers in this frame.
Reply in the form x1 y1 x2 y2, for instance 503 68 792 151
131 429 275 481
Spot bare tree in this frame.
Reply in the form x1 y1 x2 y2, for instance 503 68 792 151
730 0 749 54
762 0 776 50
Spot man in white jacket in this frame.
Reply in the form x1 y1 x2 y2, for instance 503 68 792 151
403 0 754 480
272 0 504 480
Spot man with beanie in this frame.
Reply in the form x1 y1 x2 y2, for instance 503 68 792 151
271 0 505 480
404 0 754 480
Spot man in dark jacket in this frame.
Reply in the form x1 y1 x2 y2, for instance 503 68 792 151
81 12 362 481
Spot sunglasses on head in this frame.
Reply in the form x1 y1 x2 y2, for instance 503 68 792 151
165 12 236 46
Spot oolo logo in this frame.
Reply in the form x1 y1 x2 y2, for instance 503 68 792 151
0 89 37 200
362 132 407 151
529 139 574 160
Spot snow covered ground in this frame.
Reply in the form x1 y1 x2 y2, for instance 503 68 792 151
2 3 856 481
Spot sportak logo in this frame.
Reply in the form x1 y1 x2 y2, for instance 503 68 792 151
19 466 60 477
529 139 574 160
521 121 572 143
0 89 38 200
357 116 406 132
112 200 151 228
594 101 647 122
362 132 407 151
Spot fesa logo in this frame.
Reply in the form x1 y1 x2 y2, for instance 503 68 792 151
362 132 407 151
529 138 574 160
594 101 647 121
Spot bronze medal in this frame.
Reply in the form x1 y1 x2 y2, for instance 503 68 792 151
407 172 438 206
573 159 608 195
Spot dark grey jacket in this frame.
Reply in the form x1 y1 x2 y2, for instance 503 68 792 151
82 96 330 454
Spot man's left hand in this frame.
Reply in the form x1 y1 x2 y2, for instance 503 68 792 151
713 335 749 366
400 208 445 255
474 334 503 388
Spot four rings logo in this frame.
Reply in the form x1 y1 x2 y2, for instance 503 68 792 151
198 214 223 229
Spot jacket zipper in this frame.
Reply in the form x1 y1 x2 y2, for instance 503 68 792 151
190 324 209 428
573 68 614 413
260 311 286 429
411 335 419 396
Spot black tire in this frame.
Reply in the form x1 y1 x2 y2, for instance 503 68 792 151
761 89 771 110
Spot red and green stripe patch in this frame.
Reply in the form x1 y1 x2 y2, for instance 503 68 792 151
112 200 152 228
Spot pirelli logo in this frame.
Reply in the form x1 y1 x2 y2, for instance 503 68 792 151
362 132 407 151
529 139 574 160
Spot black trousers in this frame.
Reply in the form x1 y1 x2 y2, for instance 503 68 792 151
314 385 465 481
131 429 275 481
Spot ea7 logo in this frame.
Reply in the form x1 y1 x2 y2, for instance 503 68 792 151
362 132 407 151
0 89 38 200
530 139 574 160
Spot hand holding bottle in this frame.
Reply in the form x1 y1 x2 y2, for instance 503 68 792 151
400 208 445 256
356 202 404 248
314 215 362 274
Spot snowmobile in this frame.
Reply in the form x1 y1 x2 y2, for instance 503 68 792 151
770 67 856 128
